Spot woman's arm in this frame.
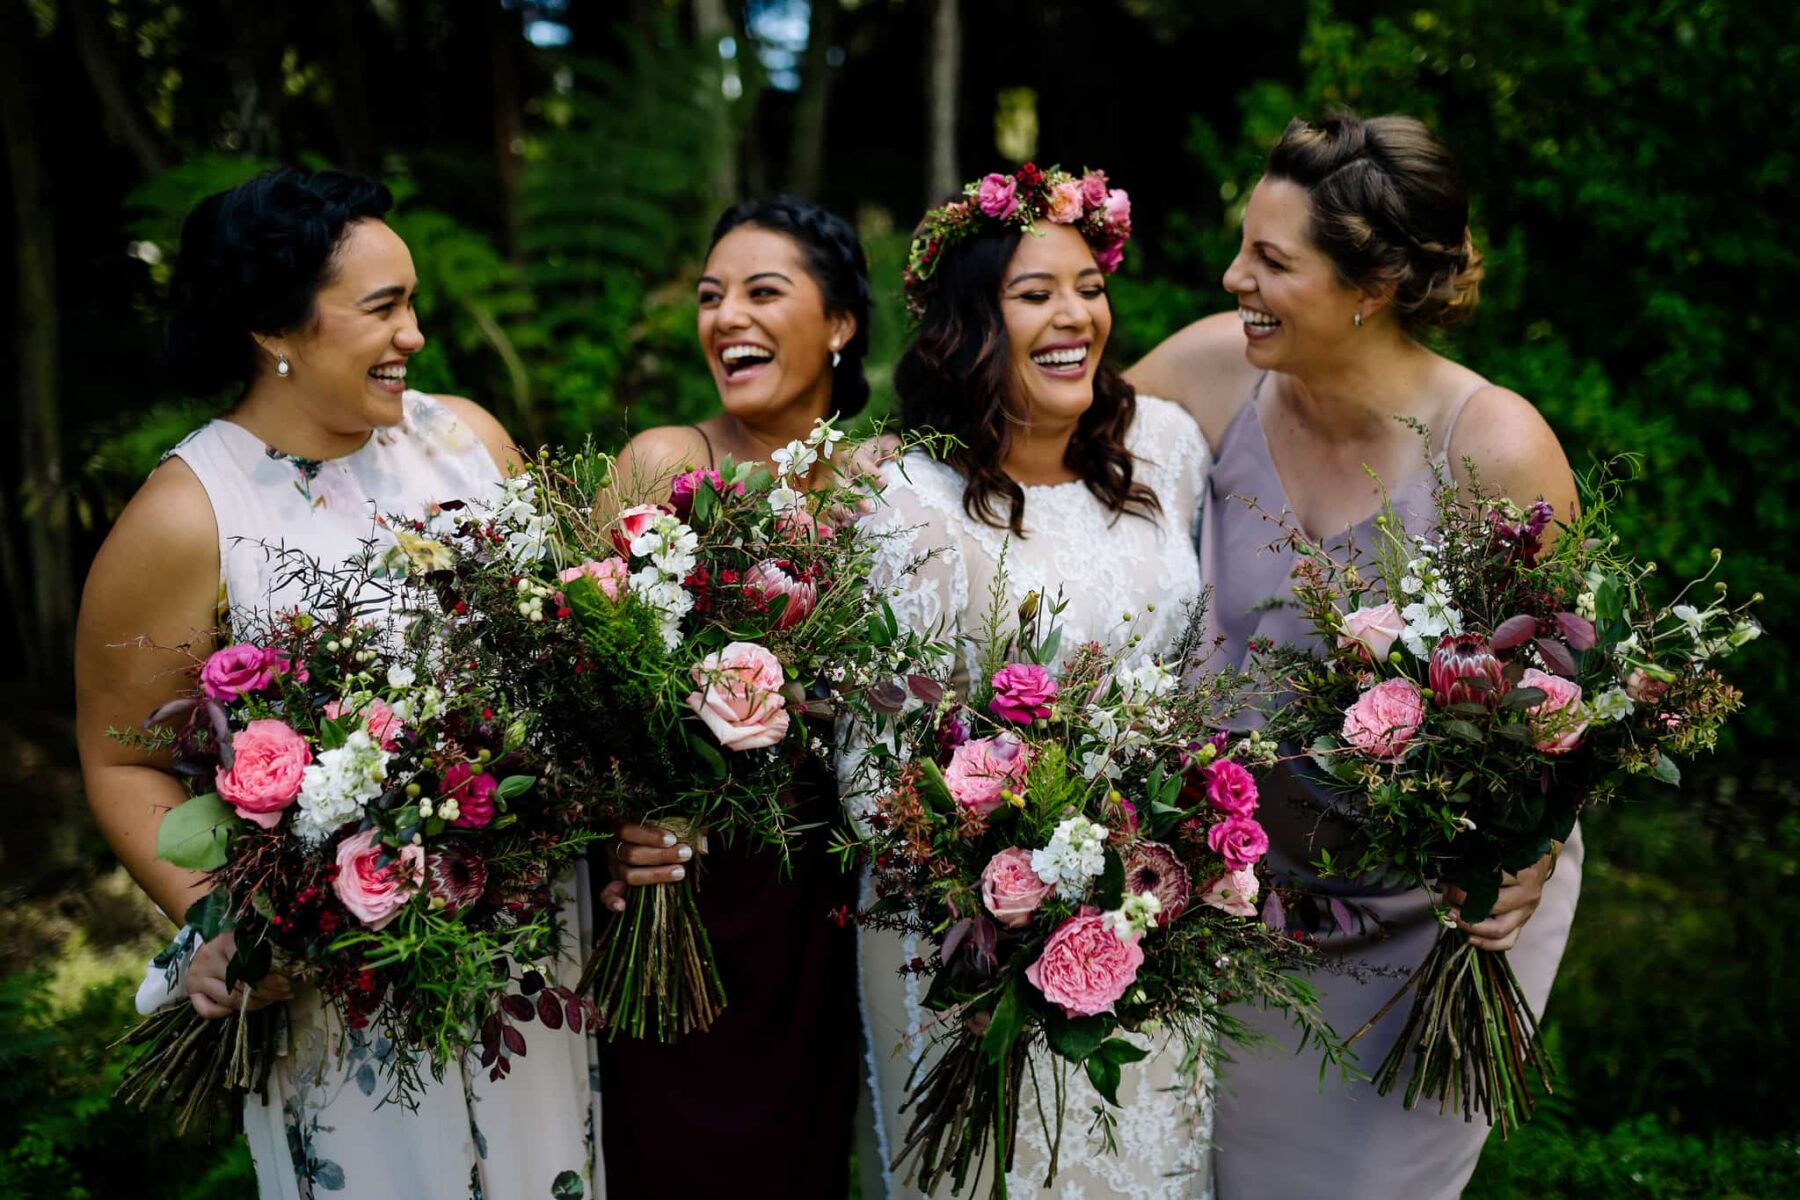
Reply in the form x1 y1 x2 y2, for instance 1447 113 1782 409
434 393 529 476
1123 311 1259 453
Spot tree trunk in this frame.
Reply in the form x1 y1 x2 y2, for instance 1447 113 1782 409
65 0 168 177
787 0 838 199
324 0 377 172
489 0 525 262
926 0 960 205
691 0 739 206
0 0 74 687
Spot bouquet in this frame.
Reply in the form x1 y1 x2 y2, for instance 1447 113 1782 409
427 416 948 1041
845 583 1346 1197
1259 455 1759 1133
114 544 603 1132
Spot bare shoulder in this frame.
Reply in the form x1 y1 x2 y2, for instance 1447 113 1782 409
431 394 526 474
615 424 713 491
1124 311 1258 451
1448 386 1578 514
101 457 219 575
78 458 219 656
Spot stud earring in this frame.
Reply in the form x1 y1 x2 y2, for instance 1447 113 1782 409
830 342 842 369
276 352 291 376
1353 311 1363 328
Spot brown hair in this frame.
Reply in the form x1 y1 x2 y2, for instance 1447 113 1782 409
1266 112 1484 331
895 225 1159 537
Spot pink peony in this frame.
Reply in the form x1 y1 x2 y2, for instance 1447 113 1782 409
685 642 790 751
323 697 404 751
1124 841 1191 926
610 503 673 558
1207 816 1270 872
200 643 296 702
1092 238 1125 274
215 719 311 828
988 662 1058 725
980 847 1053 928
1339 602 1405 663
942 734 1031 816
442 762 499 828
1519 667 1588 755
559 557 629 601
1103 188 1132 231
333 829 425 930
1341 677 1426 759
1206 759 1259 816
741 559 817 630
1025 906 1145 1017
1200 868 1260 918
1079 170 1110 206
977 172 1019 219
668 467 742 519
1046 181 1085 223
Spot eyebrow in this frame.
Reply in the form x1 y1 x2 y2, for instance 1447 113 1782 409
696 271 795 289
359 284 413 305
1252 240 1294 261
1005 268 1103 288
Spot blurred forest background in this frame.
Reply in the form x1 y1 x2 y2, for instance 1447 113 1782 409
2 0 1795 1196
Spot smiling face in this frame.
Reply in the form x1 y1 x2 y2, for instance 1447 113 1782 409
697 226 852 424
269 218 424 432
1221 177 1371 372
999 223 1113 428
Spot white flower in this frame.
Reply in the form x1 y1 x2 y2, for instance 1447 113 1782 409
1730 618 1763 649
771 440 818 479
1671 604 1706 641
1588 686 1635 724
1400 590 1463 658
387 665 417 691
1116 661 1176 706
806 420 845 458
1030 815 1110 900
293 730 390 844
767 484 804 515
1576 591 1598 621
1102 890 1163 939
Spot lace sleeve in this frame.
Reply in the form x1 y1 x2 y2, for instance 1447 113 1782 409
1133 394 1211 542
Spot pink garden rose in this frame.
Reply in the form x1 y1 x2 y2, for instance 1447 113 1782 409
980 847 1053 928
1092 238 1125 274
1520 667 1588 755
442 761 499 828
1339 602 1405 663
942 733 1031 816
1200 868 1260 918
559 557 629 601
610 503 673 557
685 641 790 751
1206 759 1259 816
1025 906 1145 1017
1103 188 1132 231
1341 677 1426 759
1079 170 1110 206
977 173 1019 219
215 719 311 828
323 697 404 751
988 662 1058 725
742 559 817 630
200 643 301 702
1046 181 1085 223
333 829 425 930
1207 816 1270 872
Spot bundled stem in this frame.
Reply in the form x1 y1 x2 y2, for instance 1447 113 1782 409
892 1027 1030 1199
112 1001 277 1135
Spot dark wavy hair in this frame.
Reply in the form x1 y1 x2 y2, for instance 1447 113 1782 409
165 167 394 396
895 225 1158 536
709 196 872 418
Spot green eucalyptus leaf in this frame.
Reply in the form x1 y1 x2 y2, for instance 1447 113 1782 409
981 977 1025 1064
156 792 235 871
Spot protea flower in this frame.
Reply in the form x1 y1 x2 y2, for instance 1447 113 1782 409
427 842 489 915
1429 633 1505 708
741 559 817 629
1123 841 1190 927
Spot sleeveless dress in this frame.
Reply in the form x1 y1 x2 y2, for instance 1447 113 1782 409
1198 375 1585 1200
153 392 603 1200
850 396 1216 1200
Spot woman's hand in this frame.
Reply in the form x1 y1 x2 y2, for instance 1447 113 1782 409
188 929 293 1019
596 823 696 913
1442 849 1556 952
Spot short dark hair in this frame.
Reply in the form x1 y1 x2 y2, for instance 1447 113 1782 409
165 167 394 396
709 196 872 417
1266 112 1484 331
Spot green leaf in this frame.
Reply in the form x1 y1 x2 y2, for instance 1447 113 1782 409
1095 1037 1150 1066
1095 847 1125 910
1652 753 1682 787
1499 686 1549 712
317 716 350 751
156 792 235 871
1456 873 1502 925
1045 1014 1109 1062
692 480 716 526
1086 1053 1124 1106
916 757 957 814
1444 719 1485 743
495 774 537 800
687 733 728 781
981 977 1026 1064
184 890 234 941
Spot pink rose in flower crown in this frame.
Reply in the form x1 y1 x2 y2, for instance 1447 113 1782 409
1341 677 1426 759
1079 170 1110 206
741 559 817 630
1339 601 1405 663
685 641 790 751
943 733 1031 816
559 557 629 601
1046 181 1085 224
1200 867 1260 918
200 643 301 702
1206 759 1259 816
215 719 311 828
980 847 1054 928
1025 906 1145 1017
1207 816 1270 872
1103 188 1132 232
977 172 1019 219
668 467 743 519
333 828 425 930
610 503 673 557
324 697 404 751
988 662 1058 724
1519 667 1588 755
1092 238 1126 274
442 762 499 828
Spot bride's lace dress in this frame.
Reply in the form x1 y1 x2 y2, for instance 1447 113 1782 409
848 395 1215 1199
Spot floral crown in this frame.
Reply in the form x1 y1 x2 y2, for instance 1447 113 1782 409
903 162 1132 319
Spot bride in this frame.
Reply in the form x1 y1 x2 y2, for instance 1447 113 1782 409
851 165 1214 1199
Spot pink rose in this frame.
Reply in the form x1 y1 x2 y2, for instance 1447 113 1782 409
333 829 425 930
559 557 629 601
1341 677 1426 759
1025 906 1145 1017
1339 602 1405 663
215 719 311 828
1092 238 1125 274
442 762 499 828
977 172 1019 220
611 503 673 557
685 641 790 751
1124 841 1190 926
742 559 817 630
1046 181 1084 224
1624 667 1668 705
1079 170 1109 206
942 733 1030 815
1520 667 1588 755
1206 759 1259 816
324 697 404 751
1207 816 1270 872
988 662 1058 725
1103 188 1132 232
775 509 835 543
200 643 296 702
980 847 1053 928
669 468 742 519
1200 868 1260 918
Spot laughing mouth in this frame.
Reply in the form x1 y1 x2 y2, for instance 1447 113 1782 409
369 363 407 383
1030 344 1089 370
719 344 774 378
1238 307 1281 330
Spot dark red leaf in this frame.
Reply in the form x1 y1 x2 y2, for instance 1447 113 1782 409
500 994 535 1022
868 680 908 714
1535 637 1576 676
479 1042 499 1067
941 918 972 964
565 995 584 1033
537 992 564 1030
550 986 573 1004
520 969 546 996
1490 614 1539 651
1555 612 1597 651
1329 898 1354 935
501 1025 528 1057
907 675 945 706
479 1015 500 1055
142 697 200 729
1261 890 1287 931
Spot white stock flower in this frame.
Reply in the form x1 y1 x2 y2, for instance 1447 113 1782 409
1116 661 1176 706
1030 815 1110 900
1103 890 1163 939
1400 590 1463 658
387 664 417 690
293 730 390 844
1588 686 1635 724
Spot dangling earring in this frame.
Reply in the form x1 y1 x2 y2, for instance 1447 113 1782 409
1352 311 1363 328
830 342 842 369
276 352 291 377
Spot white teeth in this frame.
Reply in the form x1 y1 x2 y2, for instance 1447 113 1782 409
370 366 407 380
720 345 773 364
1238 308 1280 328
1031 347 1088 367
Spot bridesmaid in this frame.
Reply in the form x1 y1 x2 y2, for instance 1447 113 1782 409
1128 113 1584 1199
596 196 869 1200
75 168 601 1197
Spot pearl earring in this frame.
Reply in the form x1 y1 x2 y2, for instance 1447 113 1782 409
1353 311 1363 328
276 352 291 376
830 342 842 369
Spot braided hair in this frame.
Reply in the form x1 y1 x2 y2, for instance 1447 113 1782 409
709 197 873 417
1266 112 1485 331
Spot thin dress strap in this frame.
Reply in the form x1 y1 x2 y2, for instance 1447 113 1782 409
1435 381 1490 461
692 424 716 469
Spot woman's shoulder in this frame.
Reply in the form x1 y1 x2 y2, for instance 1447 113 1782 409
1128 394 1211 475
412 392 524 474
614 423 714 493
1446 383 1576 514
90 456 220 585
1123 311 1258 450
877 450 964 517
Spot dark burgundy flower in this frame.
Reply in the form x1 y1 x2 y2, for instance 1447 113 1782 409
427 841 489 915
1123 840 1191 927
